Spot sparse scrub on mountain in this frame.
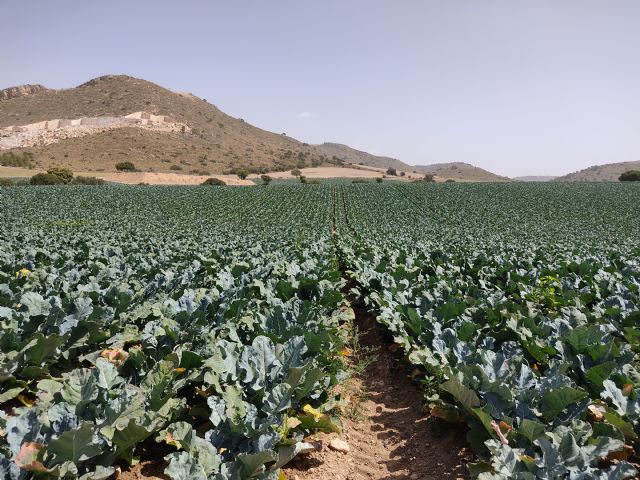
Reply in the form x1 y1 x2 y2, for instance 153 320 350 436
619 170 640 181
115 161 136 171
0 151 34 168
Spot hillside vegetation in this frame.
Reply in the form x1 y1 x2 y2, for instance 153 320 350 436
415 161 510 182
0 75 331 174
555 160 640 182
1 75 508 181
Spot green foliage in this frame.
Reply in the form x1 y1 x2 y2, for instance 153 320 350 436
115 161 136 172
0 151 34 168
291 168 302 177
0 185 346 479
334 182 640 479
2 183 639 479
386 167 397 176
46 166 74 184
29 173 65 185
237 169 248 180
261 174 272 185
201 177 226 186
375 177 383 183
71 176 105 185
619 170 640 182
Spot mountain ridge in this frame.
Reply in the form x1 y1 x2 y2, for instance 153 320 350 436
1 75 509 181
554 160 640 182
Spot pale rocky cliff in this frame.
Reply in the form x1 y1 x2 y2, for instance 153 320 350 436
0 84 48 101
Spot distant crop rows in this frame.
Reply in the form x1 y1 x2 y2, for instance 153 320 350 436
1 182 639 479
335 183 640 478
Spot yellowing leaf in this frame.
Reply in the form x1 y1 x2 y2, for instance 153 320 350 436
173 367 186 374
303 404 322 421
165 431 182 449
100 348 129 368
15 442 47 472
15 268 31 278
17 394 34 407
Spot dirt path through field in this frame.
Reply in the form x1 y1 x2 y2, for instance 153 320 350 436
284 291 470 480
286 188 470 479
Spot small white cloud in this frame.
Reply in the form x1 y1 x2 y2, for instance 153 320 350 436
297 111 317 119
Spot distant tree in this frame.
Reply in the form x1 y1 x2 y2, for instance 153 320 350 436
237 169 248 180
30 173 64 185
47 166 74 184
386 167 397 176
619 170 640 182
376 177 383 183
423 174 435 183
261 174 272 185
400 171 406 177
201 177 226 186
291 168 302 177
115 161 136 172
445 179 456 183
299 175 308 184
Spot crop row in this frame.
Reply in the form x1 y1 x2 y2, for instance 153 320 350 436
335 183 640 478
0 186 346 479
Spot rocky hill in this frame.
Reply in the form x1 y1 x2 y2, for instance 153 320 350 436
414 162 510 182
554 160 640 182
514 176 557 182
0 75 511 181
0 84 47 101
315 143 412 171
315 143 508 181
0 75 330 174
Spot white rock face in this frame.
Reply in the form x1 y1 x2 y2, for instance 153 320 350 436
0 112 189 150
0 84 47 101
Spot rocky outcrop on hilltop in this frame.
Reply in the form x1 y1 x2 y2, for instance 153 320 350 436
0 84 47 101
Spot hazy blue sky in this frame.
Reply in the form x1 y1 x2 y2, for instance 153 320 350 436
2 1 639 176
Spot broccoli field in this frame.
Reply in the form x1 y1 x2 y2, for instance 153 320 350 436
1 182 639 479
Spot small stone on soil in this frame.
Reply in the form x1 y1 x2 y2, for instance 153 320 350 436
328 438 350 453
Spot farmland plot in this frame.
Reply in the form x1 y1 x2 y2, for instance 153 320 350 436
335 183 640 478
1 182 639 479
0 186 348 479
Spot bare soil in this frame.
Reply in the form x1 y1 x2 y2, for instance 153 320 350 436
92 171 254 186
284 304 470 480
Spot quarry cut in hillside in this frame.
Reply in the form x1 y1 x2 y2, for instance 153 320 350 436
0 112 189 150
